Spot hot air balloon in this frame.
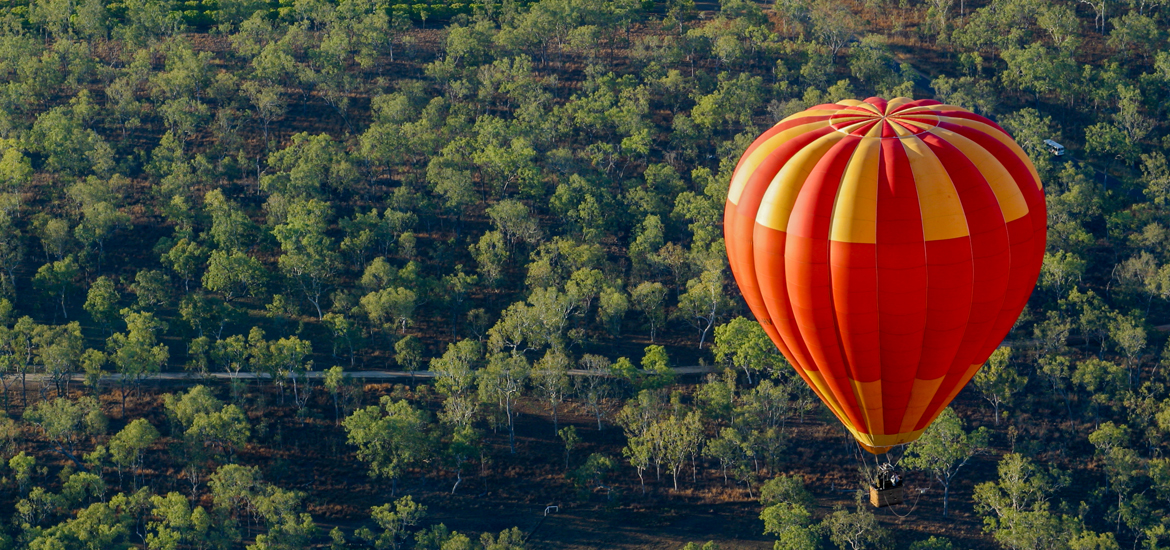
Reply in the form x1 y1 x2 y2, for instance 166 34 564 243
724 97 1046 454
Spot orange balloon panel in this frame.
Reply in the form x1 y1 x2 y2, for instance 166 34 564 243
724 97 1046 453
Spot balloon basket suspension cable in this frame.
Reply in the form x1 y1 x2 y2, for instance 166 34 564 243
851 439 883 476
852 441 929 517
851 439 880 496
882 485 925 518
880 444 926 518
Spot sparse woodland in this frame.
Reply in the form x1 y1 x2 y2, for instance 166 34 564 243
0 0 1168 547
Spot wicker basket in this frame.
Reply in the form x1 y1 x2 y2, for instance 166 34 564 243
869 485 904 507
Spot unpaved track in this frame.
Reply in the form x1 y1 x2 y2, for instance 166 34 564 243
19 365 715 383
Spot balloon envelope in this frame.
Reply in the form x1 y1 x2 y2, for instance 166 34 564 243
724 97 1046 453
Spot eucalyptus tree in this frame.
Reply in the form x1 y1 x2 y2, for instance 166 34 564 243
903 408 991 517
272 198 340 319
343 396 432 495
532 349 571 432
478 353 530 453
84 276 121 334
107 308 170 416
24 396 106 469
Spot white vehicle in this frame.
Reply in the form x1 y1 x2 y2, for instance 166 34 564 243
1044 139 1065 156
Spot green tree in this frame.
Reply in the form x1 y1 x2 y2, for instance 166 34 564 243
107 308 169 416
761 474 816 509
106 418 160 487
75 201 131 269
183 402 251 475
180 293 230 340
131 269 172 311
261 133 357 198
1072 358 1126 418
203 249 267 302
1066 288 1114 354
273 198 340 319
363 287 418 335
81 349 107 399
9 451 35 494
1039 252 1086 296
1108 313 1146 384
999 109 1062 178
713 317 788 384
628 215 665 276
573 452 616 497
84 276 121 333
703 426 747 486
442 265 478 332
61 470 106 506
24 396 106 468
902 408 990 517
261 335 313 406
343 396 432 495
973 453 1070 550
1084 85 1154 165
209 463 259 528
487 200 544 251
674 268 731 348
324 313 363 366
36 216 74 262
1089 422 1141 526
640 345 676 389
532 349 571 432
0 140 32 191
576 354 616 430
1106 12 1157 57
25 496 135 549
414 524 474 550
4 316 42 405
822 501 885 550
146 492 213 550
1142 152 1170 207
394 335 425 381
487 301 543 355
1036 3 1079 50
558 425 581 470
848 35 899 92
597 284 629 336
248 486 318 550
807 0 859 55
622 424 654 493
478 353 530 453
356 496 427 550
35 321 84 396
762 501 821 550
479 526 527 549
657 410 704 490
972 347 1026 425
27 102 115 176
203 189 256 251
908 537 953 550
162 385 224 433
0 214 23 297
161 239 208 293
324 366 349 426
242 80 287 145
470 231 508 287
430 340 482 430
34 255 80 319
630 281 667 342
